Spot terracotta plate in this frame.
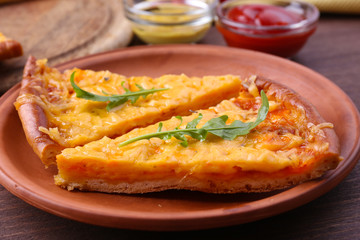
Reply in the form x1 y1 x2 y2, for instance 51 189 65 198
0 45 359 231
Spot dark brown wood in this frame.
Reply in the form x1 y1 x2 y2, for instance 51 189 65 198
1 10 360 240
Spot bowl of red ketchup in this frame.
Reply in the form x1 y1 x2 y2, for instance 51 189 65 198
215 0 319 58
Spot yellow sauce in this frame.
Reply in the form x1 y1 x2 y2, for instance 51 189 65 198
129 2 212 44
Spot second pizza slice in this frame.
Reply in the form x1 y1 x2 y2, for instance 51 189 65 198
55 76 341 193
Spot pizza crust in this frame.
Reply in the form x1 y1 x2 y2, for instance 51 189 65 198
0 34 23 61
255 77 340 156
16 56 63 166
56 154 340 194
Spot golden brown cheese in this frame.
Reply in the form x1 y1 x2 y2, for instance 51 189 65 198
55 78 341 193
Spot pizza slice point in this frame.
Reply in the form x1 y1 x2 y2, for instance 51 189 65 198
55 77 341 193
15 56 242 166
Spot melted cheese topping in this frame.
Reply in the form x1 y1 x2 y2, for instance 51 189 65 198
15 59 242 148
56 83 333 184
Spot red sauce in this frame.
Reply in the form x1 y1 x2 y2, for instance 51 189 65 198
227 4 304 27
216 4 317 57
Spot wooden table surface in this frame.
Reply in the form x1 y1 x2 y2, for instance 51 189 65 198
1 10 360 240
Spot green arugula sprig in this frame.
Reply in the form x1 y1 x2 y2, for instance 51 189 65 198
70 72 169 111
118 90 269 147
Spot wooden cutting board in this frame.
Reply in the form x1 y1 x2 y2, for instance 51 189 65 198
0 0 133 93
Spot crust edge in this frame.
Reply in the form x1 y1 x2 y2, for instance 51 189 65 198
255 77 340 157
0 39 23 61
16 56 63 166
56 153 340 194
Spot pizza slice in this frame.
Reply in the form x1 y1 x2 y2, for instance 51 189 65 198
0 32 23 60
55 76 341 193
14 56 242 166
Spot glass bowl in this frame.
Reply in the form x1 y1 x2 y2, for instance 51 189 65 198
215 0 319 58
123 0 216 44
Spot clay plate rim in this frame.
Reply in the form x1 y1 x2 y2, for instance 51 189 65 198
0 45 359 231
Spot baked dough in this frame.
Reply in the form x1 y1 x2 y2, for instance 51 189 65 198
0 32 23 60
54 76 341 193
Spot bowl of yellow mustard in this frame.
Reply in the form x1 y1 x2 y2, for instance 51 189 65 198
123 0 216 44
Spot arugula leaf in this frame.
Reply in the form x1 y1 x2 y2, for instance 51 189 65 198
118 90 269 147
70 71 169 111
186 113 203 129
204 90 269 139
